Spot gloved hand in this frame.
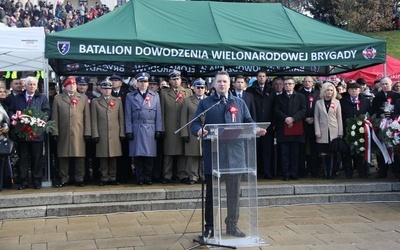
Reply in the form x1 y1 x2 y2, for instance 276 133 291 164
126 133 134 140
182 136 190 143
92 137 99 143
120 136 125 141
155 131 162 140
84 136 91 142
52 135 59 142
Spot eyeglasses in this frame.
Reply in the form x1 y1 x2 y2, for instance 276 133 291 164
196 86 205 89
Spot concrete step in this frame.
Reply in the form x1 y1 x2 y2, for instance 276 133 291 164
1 182 400 220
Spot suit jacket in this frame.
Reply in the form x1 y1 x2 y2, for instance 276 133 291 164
190 93 253 174
111 88 128 108
372 91 400 117
125 89 162 157
340 93 371 136
52 92 91 157
181 95 204 156
297 87 319 137
231 90 256 120
160 86 192 155
91 96 125 157
274 91 306 143
314 98 343 144
245 82 274 122
8 90 51 142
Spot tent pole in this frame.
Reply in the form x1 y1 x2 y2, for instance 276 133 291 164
384 62 387 78
42 58 52 188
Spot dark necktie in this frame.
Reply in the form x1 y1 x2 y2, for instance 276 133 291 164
27 95 32 105
238 93 242 99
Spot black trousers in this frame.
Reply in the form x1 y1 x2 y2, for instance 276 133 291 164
280 142 300 178
204 173 241 230
298 137 320 176
259 133 274 177
18 141 43 185
134 156 154 182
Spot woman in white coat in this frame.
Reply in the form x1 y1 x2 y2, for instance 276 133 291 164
314 82 343 179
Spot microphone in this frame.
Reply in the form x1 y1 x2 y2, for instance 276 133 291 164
221 95 227 105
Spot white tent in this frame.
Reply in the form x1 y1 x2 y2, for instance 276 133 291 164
0 26 46 71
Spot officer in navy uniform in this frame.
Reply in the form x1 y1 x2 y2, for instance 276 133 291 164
110 74 131 183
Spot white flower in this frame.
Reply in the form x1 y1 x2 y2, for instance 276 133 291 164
359 127 364 133
351 125 356 130
359 147 365 151
359 138 365 143
357 121 362 126
11 120 17 126
351 131 356 136
354 141 358 146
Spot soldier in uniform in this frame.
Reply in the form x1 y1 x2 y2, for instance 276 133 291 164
180 78 207 184
91 80 125 186
160 70 192 184
52 77 91 187
125 73 162 185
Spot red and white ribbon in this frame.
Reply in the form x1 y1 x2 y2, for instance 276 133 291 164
364 119 392 164
355 100 360 111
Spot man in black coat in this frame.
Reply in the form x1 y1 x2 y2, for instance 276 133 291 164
231 75 256 119
372 77 400 178
274 77 306 181
297 76 320 178
340 82 372 178
246 70 275 179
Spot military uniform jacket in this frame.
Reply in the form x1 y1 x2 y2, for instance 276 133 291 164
52 92 91 157
181 95 203 156
91 96 125 157
125 89 162 157
160 86 192 155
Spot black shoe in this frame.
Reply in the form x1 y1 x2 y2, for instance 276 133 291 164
55 181 69 188
203 228 214 238
137 181 144 185
18 184 29 190
99 181 106 186
162 178 170 184
75 181 85 187
144 180 152 185
376 173 387 178
290 176 299 180
33 183 42 189
109 180 119 185
226 226 245 237
188 180 197 185
180 177 189 184
264 174 273 180
283 177 289 181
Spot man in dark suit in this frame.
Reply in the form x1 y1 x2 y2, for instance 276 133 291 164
340 82 372 178
231 75 256 119
372 77 400 178
246 70 275 179
110 74 131 183
9 76 51 189
191 71 266 238
297 76 320 178
274 77 306 181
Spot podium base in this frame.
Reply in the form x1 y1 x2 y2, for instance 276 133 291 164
208 237 269 248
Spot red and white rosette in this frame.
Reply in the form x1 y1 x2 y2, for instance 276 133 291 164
229 105 238 122
364 119 392 164
109 100 115 111
330 102 336 113
175 93 183 103
145 95 151 107
355 100 360 111
308 96 313 108
387 97 392 104
11 110 23 126
71 98 78 110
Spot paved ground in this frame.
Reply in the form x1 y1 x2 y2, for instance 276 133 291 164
1 202 400 250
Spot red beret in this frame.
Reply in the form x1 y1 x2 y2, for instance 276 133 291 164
63 77 76 87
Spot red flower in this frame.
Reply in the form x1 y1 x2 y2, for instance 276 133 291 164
387 98 392 104
109 101 115 108
71 98 78 105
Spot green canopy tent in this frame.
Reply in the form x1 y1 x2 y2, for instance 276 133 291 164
45 0 386 77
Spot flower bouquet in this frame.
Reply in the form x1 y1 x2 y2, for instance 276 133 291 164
381 117 400 151
11 108 55 141
344 113 389 163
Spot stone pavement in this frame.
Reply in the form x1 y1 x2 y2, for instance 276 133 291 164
1 202 400 250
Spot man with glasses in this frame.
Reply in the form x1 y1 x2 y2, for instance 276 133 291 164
180 78 207 185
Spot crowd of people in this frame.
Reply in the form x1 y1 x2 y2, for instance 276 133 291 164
0 0 111 31
1 69 400 192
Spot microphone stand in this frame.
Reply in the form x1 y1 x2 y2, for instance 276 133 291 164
175 97 235 250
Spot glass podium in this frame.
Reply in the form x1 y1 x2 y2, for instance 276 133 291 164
204 122 270 248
